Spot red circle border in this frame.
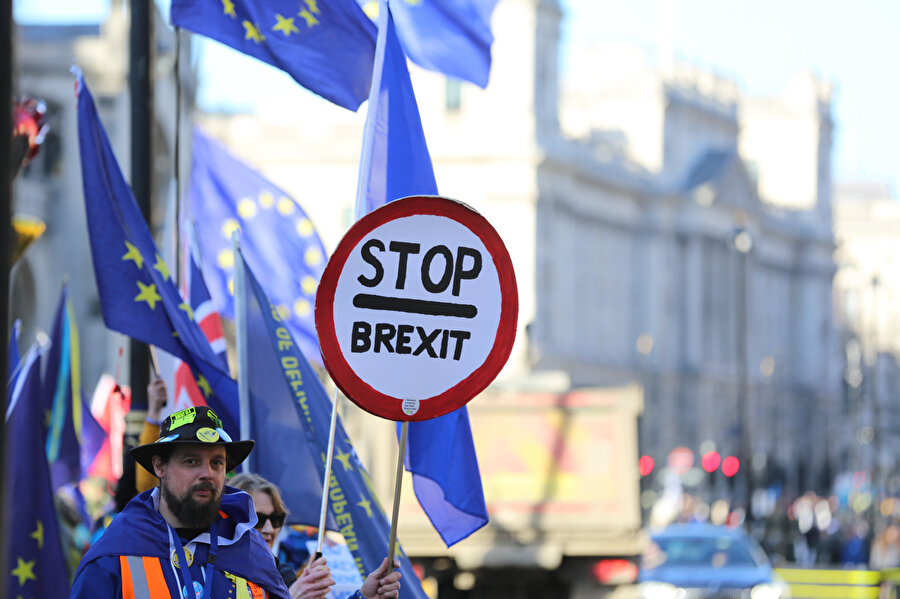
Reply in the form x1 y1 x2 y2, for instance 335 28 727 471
315 196 518 422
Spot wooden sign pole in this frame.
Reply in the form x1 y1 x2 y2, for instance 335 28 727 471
386 420 409 571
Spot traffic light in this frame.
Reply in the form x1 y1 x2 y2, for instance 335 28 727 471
639 455 655 477
722 456 740 478
701 451 721 473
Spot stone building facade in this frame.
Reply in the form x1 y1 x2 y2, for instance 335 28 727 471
10 0 853 594
202 0 841 501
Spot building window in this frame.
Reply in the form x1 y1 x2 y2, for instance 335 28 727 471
445 78 461 113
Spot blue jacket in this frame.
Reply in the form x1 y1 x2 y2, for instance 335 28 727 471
71 486 290 599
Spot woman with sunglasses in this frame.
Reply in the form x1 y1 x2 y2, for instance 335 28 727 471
230 473 335 599
230 473 401 599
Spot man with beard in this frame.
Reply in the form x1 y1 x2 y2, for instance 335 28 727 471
71 406 402 599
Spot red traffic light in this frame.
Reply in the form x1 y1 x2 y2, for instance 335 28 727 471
639 455 655 477
701 451 721 473
722 456 740 477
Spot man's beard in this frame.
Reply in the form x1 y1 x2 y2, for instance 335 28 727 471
161 480 222 528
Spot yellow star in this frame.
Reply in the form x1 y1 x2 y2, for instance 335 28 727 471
30 520 44 549
293 298 311 318
334 448 354 472
301 275 317 296
122 241 144 269
273 14 299 36
295 218 314 237
196 375 212 398
44 409 52 428
304 0 320 14
243 20 265 42
134 280 161 310
179 302 194 320
11 557 36 586
305 247 323 267
221 0 236 17
357 498 373 518
258 191 275 208
153 254 170 281
298 8 319 27
361 0 378 19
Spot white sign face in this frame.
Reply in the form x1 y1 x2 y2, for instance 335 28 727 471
333 214 501 401
316 196 518 422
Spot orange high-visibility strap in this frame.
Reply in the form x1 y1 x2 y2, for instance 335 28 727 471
141 556 168 598
120 556 170 599
120 556 136 599
248 580 266 599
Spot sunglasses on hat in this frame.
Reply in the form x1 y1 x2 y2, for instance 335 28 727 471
255 512 286 529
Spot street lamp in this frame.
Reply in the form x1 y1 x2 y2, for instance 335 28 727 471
732 227 753 518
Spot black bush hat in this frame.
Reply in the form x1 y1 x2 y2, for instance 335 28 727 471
130 406 254 475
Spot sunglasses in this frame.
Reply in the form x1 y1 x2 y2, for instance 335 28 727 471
255 512 286 529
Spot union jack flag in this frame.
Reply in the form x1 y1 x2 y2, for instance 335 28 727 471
172 229 229 414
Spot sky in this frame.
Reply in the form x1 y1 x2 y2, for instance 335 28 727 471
13 0 900 195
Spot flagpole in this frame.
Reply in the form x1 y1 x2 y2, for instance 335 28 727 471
233 234 251 448
173 26 183 285
314 386 340 557
386 420 408 571
316 0 391 558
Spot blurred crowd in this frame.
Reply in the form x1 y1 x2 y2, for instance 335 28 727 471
650 488 900 570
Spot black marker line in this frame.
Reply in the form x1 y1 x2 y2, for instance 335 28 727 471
353 293 478 318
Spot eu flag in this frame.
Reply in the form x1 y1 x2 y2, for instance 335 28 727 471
171 0 376 110
4 343 70 598
385 0 499 88
238 249 338 530
41 285 105 491
239 252 427 598
189 129 328 365
358 3 488 546
75 72 240 434
359 1 436 216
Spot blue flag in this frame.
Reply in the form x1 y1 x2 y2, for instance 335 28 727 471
239 252 337 529
239 253 427 599
75 72 240 434
385 0 499 88
358 3 488 546
188 130 328 365
171 0 376 110
359 3 436 216
4 344 70 599
41 285 105 491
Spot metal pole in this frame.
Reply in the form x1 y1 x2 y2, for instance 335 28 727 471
128 0 154 424
735 232 752 521
173 27 182 285
1 0 14 589
233 235 250 445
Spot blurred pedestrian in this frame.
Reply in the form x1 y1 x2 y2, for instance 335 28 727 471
841 519 870 567
870 522 900 570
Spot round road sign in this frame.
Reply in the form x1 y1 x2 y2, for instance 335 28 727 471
315 196 518 421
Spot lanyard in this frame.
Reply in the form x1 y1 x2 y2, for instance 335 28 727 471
170 520 218 599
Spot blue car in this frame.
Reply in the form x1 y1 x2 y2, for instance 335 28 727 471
639 523 790 599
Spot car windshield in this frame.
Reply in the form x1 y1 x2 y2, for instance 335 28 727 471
643 534 765 569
